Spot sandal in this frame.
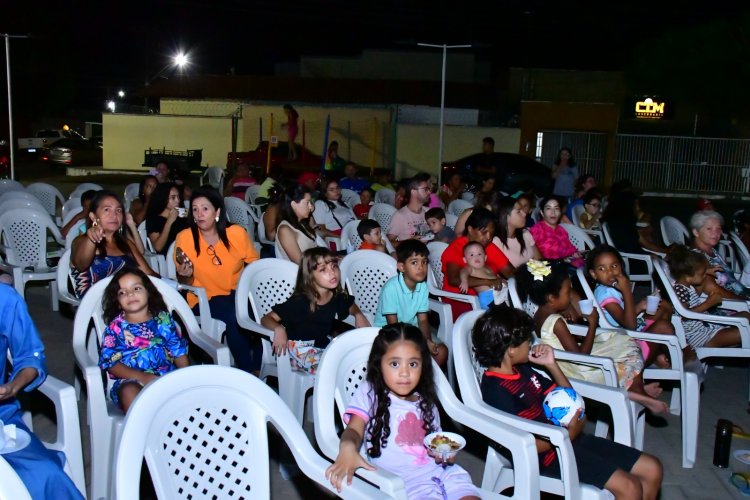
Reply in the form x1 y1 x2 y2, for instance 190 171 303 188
731 473 750 496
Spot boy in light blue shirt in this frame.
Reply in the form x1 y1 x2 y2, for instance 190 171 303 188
373 239 448 366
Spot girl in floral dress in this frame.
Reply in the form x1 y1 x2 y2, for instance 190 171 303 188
99 267 189 412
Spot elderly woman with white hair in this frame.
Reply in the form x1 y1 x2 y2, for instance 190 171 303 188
690 210 750 300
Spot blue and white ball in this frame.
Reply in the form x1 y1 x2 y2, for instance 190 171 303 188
543 387 585 427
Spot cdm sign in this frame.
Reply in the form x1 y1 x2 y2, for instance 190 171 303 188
635 98 665 119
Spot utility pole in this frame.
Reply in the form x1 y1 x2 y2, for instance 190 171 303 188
2 33 29 180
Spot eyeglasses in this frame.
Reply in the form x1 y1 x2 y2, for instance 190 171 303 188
207 245 222 266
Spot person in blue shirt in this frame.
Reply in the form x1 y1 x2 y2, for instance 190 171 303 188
338 162 371 194
373 240 447 366
0 285 83 499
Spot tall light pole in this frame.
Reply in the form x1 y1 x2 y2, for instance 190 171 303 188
2 33 29 180
417 42 471 179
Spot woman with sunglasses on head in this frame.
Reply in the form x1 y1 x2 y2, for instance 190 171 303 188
173 186 261 374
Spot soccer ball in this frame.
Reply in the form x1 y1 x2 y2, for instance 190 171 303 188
543 387 585 427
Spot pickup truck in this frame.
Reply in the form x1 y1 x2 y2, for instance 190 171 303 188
17 128 82 154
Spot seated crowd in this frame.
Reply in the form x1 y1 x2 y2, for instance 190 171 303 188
6 156 750 499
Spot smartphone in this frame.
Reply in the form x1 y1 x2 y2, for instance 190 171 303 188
175 247 189 265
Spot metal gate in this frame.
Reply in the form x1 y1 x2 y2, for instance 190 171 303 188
613 134 750 194
536 130 607 182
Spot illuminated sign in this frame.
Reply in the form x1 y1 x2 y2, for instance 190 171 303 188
635 98 665 119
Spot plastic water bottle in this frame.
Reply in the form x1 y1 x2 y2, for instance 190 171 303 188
713 419 733 468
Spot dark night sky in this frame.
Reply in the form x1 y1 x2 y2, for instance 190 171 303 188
1 0 747 131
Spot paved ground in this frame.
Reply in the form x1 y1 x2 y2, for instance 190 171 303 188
12 162 750 498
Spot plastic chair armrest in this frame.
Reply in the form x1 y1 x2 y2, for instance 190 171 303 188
551 350 618 387
720 299 750 312
288 446 388 499
428 284 481 309
569 379 633 445
177 284 212 324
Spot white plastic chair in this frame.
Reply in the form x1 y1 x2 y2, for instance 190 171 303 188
660 216 689 246
653 255 750 399
123 182 140 213
339 250 398 323
72 275 231 500
507 275 646 449
136 221 167 276
0 178 24 192
0 456 31 500
445 213 458 230
312 326 539 499
56 248 80 308
0 208 63 310
0 190 41 206
447 198 473 217
367 203 397 234
571 203 585 227
61 199 83 227
573 267 699 467
235 258 314 423
452 310 633 499
69 183 102 200
202 166 225 192
559 222 596 252
26 182 65 224
340 188 361 208
244 184 262 204
223 197 257 241
5 352 87 496
0 197 48 217
374 187 395 205
339 219 395 254
600 222 655 292
113 365 380 500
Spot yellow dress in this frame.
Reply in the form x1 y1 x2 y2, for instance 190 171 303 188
539 314 644 389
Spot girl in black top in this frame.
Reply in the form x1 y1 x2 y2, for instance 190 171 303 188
145 183 189 256
261 247 370 373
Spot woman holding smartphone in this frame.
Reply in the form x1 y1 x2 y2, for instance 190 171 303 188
173 187 261 374
70 190 156 298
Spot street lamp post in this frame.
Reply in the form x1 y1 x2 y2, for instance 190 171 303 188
2 33 29 181
417 42 471 180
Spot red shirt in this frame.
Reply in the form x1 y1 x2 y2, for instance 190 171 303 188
353 203 371 219
440 236 509 294
359 241 377 250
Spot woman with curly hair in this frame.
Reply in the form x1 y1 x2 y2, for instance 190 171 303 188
325 323 479 499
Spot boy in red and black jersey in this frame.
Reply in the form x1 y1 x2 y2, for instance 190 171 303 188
472 305 663 498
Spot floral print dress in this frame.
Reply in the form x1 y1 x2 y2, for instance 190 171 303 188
99 310 188 407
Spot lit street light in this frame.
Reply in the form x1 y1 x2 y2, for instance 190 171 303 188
417 42 472 180
106 100 116 112
143 50 191 112
117 89 125 98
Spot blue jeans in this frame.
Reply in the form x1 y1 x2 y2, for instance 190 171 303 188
193 291 261 373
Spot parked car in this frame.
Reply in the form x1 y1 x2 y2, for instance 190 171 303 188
43 138 103 166
17 128 83 155
441 152 553 195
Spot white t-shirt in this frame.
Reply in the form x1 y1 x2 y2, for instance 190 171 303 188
344 382 479 499
313 200 356 231
387 206 427 241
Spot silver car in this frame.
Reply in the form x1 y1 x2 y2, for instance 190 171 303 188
44 138 103 166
